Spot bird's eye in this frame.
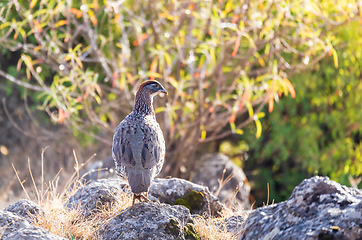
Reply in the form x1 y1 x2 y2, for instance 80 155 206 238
153 84 160 88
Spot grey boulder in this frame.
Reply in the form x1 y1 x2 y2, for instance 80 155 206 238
149 178 224 216
217 215 246 235
4 199 44 222
240 176 362 240
192 153 251 210
66 178 129 217
97 202 199 240
0 210 65 240
66 177 225 217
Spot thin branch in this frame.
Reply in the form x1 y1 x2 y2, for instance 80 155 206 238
0 69 47 92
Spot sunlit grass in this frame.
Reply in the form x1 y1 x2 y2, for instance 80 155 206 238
10 150 245 239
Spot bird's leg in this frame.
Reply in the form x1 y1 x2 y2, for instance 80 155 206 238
132 195 136 208
132 193 150 207
140 192 150 202
132 193 141 207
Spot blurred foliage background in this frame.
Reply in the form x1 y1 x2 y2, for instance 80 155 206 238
0 0 361 206
236 21 362 204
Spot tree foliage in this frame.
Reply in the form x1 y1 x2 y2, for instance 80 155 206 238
0 0 359 178
239 21 362 204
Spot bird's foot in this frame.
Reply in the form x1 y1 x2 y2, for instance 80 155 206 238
132 193 150 207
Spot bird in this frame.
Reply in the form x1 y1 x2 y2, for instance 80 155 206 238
112 80 167 207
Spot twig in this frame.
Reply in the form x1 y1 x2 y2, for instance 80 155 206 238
0 69 46 92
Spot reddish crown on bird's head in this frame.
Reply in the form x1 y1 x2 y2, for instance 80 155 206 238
133 80 167 115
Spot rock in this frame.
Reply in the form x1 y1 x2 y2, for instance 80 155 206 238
240 176 362 240
218 215 246 235
149 178 224 216
192 153 251 210
66 177 224 217
0 210 66 240
4 199 44 222
66 178 129 217
97 202 199 240
79 156 116 182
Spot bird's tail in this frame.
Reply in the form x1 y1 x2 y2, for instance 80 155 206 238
127 168 152 194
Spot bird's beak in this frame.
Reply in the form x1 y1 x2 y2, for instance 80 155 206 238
160 88 168 95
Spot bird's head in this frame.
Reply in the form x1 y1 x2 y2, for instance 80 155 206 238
138 80 168 97
133 80 168 114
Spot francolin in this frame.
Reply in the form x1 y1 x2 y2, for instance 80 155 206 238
112 80 167 206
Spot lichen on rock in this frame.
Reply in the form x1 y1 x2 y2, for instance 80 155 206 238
184 223 201 240
174 190 205 212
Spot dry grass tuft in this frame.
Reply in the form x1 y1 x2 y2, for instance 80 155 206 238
31 189 133 239
11 150 246 239
193 214 240 240
17 150 133 239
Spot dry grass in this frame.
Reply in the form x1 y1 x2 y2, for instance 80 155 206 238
10 151 246 239
32 190 133 239
193 212 241 240
11 150 133 239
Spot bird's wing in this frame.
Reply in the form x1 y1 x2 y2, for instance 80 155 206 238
112 119 136 178
112 115 165 178
153 125 165 176
140 119 165 177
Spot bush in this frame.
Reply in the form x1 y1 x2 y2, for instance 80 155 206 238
0 0 359 179
239 21 362 204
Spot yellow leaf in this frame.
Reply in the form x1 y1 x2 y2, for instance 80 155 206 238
33 19 42 33
55 20 67 28
258 57 265 67
94 83 102 96
126 72 134 84
201 130 207 140
64 55 72 61
22 54 34 71
257 112 265 118
119 73 126 90
331 48 338 68
245 101 253 117
113 14 120 23
33 45 42 52
284 78 296 98
200 125 206 140
94 94 101 104
88 10 97 27
30 0 37 9
164 52 172 66
0 22 11 30
223 0 234 15
210 47 216 67
230 122 236 133
26 68 31 80
155 107 166 114
168 76 179 89
70 8 83 18
93 0 99 10
148 72 162 78
74 57 83 69
255 119 262 138
235 129 244 135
